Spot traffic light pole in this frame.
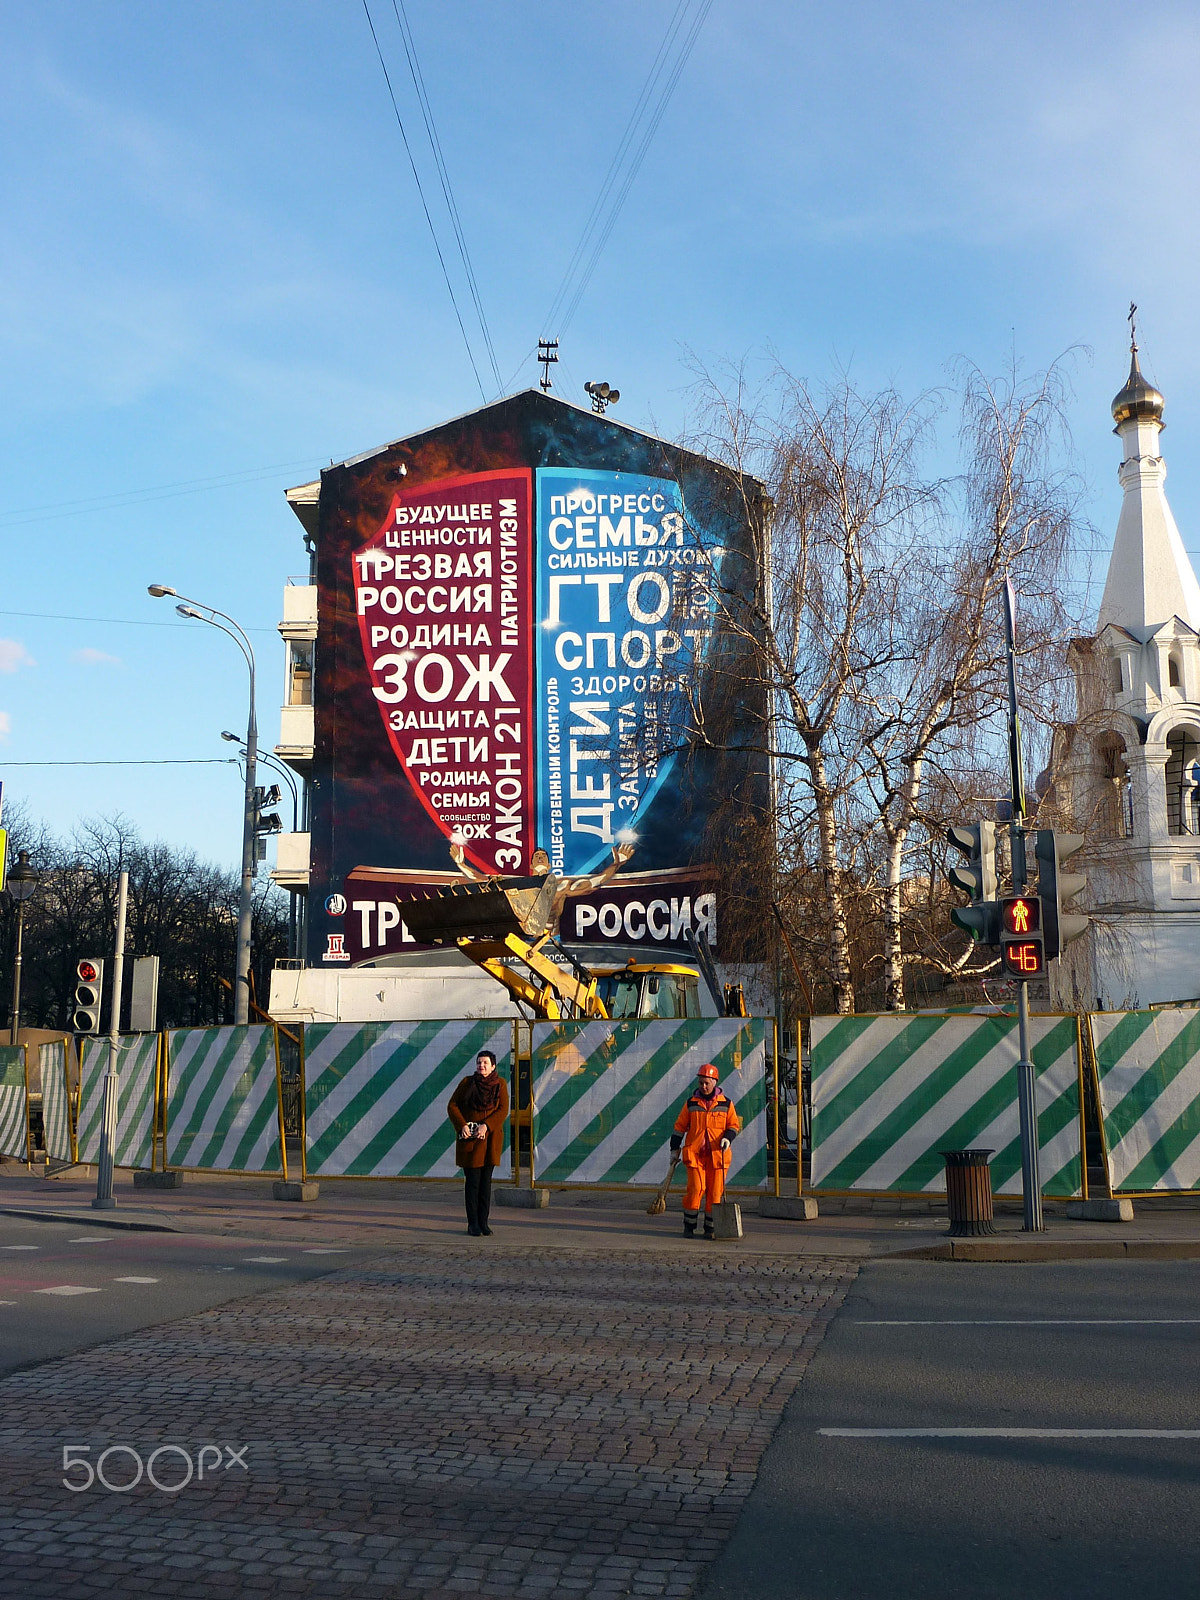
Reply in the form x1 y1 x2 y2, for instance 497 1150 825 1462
1004 581 1044 1232
92 869 128 1212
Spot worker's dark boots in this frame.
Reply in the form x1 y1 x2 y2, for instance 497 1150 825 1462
683 1212 698 1238
703 1216 715 1241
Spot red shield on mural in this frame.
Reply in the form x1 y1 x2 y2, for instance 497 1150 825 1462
353 470 535 875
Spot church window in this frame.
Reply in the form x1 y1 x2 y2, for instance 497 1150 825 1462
1099 738 1132 838
1169 654 1182 688
1111 657 1125 693
1165 730 1200 836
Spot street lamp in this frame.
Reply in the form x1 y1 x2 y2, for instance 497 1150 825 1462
222 731 302 959
7 849 40 1045
150 584 257 1025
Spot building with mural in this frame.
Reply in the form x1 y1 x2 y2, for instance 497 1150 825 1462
266 389 767 1023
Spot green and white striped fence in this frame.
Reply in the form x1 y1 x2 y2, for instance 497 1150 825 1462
0 1046 29 1161
303 1020 513 1178
77 1035 159 1169
810 1013 1083 1197
1089 1009 1200 1194
165 1026 283 1173
530 1019 769 1187
39 1040 74 1164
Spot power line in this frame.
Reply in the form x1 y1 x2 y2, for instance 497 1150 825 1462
361 0 487 401
561 1 714 337
2 760 240 768
543 0 715 341
543 0 691 337
0 610 276 633
391 0 503 396
0 459 319 530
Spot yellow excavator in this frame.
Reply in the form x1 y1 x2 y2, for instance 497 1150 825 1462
400 877 747 1021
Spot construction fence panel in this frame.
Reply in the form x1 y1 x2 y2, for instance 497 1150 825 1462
1090 1009 1200 1194
165 1026 282 1173
39 1040 74 1163
810 1013 1083 1198
304 1020 515 1178
0 1046 29 1161
77 1035 159 1169
530 1019 769 1188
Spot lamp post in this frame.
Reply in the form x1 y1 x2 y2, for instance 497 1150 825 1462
149 585 256 1025
7 850 40 1045
222 731 301 959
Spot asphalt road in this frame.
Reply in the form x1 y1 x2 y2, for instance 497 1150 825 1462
700 1259 1200 1600
0 1215 375 1378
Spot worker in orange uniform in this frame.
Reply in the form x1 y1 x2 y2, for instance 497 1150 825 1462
670 1063 740 1239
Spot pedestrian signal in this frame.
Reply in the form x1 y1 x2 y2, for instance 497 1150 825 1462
1000 896 1044 977
1001 896 1040 935
1002 941 1045 976
73 958 104 1034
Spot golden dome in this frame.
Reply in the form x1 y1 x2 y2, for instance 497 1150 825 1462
1112 345 1165 427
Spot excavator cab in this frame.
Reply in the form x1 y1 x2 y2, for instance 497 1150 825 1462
595 964 703 1019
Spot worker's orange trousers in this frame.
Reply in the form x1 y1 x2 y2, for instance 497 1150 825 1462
683 1156 726 1215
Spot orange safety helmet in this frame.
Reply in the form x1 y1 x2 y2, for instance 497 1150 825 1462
696 1063 719 1082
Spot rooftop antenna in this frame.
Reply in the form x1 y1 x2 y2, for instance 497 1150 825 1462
538 338 559 392
584 380 620 415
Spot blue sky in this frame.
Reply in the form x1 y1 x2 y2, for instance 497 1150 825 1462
3 1 1199 870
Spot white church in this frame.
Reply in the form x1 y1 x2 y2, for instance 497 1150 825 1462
1052 333 1200 1010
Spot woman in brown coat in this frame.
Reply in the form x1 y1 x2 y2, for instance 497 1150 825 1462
447 1048 509 1236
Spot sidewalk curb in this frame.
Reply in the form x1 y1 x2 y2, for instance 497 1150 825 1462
0 1206 181 1233
890 1238 1200 1262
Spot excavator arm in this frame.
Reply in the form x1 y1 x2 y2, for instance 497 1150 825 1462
399 878 609 1020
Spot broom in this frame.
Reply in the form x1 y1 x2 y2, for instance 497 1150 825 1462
646 1153 680 1215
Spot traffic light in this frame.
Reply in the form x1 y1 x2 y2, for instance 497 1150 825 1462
1000 895 1044 977
254 785 283 836
73 958 105 1033
946 822 1001 943
1035 830 1089 960
251 786 283 877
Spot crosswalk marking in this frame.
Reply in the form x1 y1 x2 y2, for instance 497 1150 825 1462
36 1286 102 1296
113 1276 159 1284
821 1427 1200 1438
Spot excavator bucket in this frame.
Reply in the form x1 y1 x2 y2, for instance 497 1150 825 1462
401 876 557 946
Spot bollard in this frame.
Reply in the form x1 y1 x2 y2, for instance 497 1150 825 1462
941 1148 995 1237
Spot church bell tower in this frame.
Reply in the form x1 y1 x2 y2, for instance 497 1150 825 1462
1054 318 1200 1007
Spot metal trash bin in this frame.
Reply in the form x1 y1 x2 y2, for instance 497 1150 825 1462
941 1148 995 1237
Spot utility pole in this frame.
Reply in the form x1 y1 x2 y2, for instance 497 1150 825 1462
92 869 128 1211
1004 579 1044 1232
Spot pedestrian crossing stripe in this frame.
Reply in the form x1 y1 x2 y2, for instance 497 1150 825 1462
165 1026 283 1173
810 1013 1083 1197
76 1035 160 1169
1089 1009 1200 1194
303 1020 513 1178
39 1040 74 1163
529 1019 769 1187
0 1046 29 1161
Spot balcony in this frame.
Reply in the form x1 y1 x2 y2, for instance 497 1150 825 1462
276 704 314 772
271 832 311 890
279 580 317 641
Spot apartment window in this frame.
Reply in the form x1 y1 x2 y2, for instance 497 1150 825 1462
289 642 313 706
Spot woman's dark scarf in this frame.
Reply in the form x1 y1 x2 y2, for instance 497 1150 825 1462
461 1068 502 1120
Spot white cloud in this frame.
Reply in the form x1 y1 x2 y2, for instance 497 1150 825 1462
0 711 10 741
0 639 34 673
72 647 122 667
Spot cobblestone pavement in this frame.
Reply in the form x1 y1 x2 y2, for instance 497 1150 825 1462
0 1246 856 1599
